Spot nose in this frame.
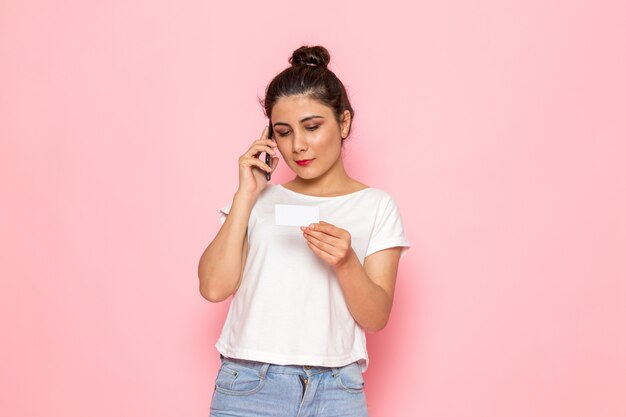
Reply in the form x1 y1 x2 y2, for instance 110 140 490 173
292 130 308 153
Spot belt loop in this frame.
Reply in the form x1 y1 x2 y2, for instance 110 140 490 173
260 363 270 379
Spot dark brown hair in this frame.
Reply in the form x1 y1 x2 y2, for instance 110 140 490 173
259 45 355 142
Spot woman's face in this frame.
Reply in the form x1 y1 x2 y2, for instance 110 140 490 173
271 95 350 180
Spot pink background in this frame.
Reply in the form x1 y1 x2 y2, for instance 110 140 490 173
1 1 625 416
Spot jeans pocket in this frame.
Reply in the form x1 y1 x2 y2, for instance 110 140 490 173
214 361 266 396
336 362 365 393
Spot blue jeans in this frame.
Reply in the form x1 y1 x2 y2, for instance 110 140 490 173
209 354 369 417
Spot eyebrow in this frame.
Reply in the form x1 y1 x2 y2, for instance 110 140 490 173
272 115 325 128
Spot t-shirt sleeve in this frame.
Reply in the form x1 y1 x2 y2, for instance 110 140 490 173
218 200 233 225
365 195 411 258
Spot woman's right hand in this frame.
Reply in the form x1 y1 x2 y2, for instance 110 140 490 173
237 126 280 199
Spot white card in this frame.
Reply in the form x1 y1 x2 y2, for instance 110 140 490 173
275 204 320 227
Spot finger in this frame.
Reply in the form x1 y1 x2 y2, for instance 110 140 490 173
270 156 279 172
308 222 344 238
304 234 334 256
257 128 276 149
259 125 268 141
302 228 341 246
248 134 276 149
306 240 326 259
243 157 272 173
245 144 276 159
249 139 277 152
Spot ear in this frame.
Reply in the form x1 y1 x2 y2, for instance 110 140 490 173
340 110 351 139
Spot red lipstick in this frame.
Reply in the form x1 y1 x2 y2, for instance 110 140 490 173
296 159 313 166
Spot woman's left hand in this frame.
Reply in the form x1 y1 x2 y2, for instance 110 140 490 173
301 221 353 268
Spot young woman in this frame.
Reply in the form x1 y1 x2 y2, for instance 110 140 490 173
198 45 410 417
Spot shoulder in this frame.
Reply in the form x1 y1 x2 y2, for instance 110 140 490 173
360 188 405 222
361 186 396 204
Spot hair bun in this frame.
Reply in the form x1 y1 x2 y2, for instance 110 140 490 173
289 45 330 69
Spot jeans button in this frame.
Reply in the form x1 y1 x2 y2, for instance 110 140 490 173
304 365 312 370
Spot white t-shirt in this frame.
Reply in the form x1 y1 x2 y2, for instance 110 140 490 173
214 183 410 373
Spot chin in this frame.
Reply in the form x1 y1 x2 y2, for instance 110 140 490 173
295 171 318 180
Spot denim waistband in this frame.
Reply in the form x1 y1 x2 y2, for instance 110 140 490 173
220 353 349 377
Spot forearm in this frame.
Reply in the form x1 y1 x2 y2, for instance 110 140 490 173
333 249 391 333
198 191 255 301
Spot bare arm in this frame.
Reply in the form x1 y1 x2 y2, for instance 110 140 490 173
301 221 404 333
197 126 279 303
334 246 403 333
197 191 254 302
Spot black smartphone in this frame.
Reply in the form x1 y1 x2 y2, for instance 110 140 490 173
265 120 273 181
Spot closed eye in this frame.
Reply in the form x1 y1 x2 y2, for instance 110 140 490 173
276 125 319 137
